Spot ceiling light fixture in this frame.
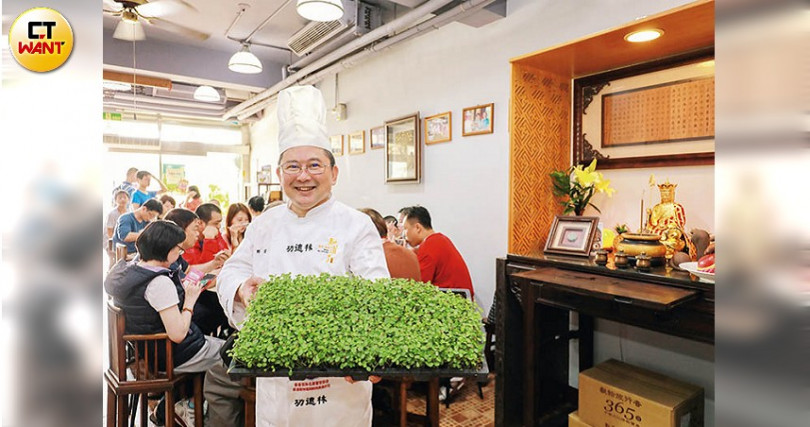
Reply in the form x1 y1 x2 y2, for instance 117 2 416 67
228 44 262 74
624 29 663 43
193 85 221 102
296 0 344 22
113 14 146 41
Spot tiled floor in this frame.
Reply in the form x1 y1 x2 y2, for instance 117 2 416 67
377 375 496 427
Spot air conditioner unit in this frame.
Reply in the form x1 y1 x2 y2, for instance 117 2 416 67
287 0 381 57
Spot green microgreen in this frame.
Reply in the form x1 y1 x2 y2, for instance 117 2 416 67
229 274 484 374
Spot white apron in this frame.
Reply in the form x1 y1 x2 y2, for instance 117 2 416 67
256 377 372 427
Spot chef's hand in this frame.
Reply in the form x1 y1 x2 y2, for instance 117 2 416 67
237 276 263 307
344 375 381 384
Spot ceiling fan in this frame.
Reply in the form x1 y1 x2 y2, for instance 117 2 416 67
103 0 210 41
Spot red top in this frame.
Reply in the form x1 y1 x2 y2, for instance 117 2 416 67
414 233 474 298
184 198 202 212
382 241 421 281
183 234 229 265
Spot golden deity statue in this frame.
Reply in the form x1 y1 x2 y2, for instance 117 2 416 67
646 181 687 238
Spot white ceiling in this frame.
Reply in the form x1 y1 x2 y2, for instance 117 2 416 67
101 0 506 120
102 0 404 90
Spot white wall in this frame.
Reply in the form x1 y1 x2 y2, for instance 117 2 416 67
313 0 715 313
249 0 714 422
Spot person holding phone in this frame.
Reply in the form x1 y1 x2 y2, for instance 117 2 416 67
105 220 226 424
105 220 224 370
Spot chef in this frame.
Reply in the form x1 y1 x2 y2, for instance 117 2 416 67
216 85 390 427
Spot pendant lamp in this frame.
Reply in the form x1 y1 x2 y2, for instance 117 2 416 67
228 44 262 74
296 0 344 22
193 85 221 102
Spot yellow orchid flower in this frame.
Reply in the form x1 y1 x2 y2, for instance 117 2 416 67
586 158 598 173
596 178 615 196
574 167 599 187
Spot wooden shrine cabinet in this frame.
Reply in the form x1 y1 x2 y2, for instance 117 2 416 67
494 254 713 426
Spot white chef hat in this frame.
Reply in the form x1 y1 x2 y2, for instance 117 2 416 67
277 85 331 154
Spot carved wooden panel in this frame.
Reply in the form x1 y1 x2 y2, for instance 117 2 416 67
509 65 571 255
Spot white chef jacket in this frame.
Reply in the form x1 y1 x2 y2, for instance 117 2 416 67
218 196 390 427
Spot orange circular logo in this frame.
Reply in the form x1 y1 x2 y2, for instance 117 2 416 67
8 7 74 72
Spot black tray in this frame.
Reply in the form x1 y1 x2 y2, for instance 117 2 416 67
227 358 489 382
224 332 489 382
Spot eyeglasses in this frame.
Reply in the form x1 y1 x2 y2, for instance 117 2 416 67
176 245 185 255
280 161 327 176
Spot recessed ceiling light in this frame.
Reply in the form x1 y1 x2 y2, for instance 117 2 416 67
624 29 663 43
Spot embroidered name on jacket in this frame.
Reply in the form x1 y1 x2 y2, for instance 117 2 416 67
317 237 338 264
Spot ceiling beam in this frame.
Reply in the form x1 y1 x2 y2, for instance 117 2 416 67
103 70 173 90
103 27 286 92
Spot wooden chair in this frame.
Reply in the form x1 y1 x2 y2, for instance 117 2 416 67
239 377 256 427
105 299 203 427
115 243 128 263
390 377 440 427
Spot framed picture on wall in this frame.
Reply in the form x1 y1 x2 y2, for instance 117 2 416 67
462 103 494 136
349 130 365 154
330 135 343 156
424 111 451 144
384 113 420 183
543 215 599 257
573 49 715 169
370 126 385 149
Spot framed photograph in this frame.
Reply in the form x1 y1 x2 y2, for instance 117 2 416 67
424 111 452 144
370 126 385 150
385 113 420 183
462 103 494 136
348 130 365 154
543 215 599 257
573 49 714 169
330 135 343 157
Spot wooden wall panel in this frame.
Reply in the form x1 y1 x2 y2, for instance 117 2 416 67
508 66 570 256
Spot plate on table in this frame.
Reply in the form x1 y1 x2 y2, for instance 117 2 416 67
680 262 714 283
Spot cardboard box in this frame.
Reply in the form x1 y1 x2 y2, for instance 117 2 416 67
578 359 704 427
569 410 592 427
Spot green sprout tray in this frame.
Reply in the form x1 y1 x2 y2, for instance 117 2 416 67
223 332 489 382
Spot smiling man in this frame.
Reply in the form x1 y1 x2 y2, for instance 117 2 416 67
214 85 390 427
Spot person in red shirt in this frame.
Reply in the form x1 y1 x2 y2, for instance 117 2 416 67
402 206 474 298
184 203 230 267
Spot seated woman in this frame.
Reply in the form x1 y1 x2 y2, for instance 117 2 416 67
223 202 252 252
104 220 224 374
159 194 176 220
